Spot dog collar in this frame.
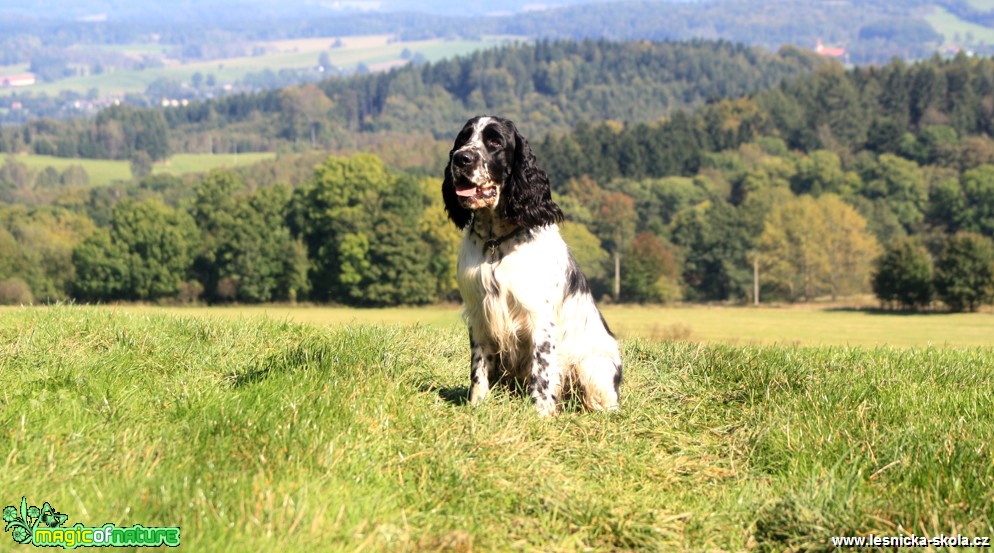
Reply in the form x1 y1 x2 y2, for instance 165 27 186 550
472 220 524 257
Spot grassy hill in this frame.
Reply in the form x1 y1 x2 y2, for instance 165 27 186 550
1 306 992 550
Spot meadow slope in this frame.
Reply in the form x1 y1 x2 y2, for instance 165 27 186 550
1 307 993 551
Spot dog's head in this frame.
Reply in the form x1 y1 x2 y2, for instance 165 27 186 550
443 115 563 229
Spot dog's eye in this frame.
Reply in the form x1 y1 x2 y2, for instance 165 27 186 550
488 138 501 148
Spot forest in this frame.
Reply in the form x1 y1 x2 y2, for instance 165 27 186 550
2 41 994 311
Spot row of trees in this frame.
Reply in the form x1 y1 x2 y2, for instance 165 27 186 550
61 154 459 306
873 233 994 312
1 105 171 162
0 149 961 309
3 146 994 310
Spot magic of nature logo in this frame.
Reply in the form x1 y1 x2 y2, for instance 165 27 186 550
3 497 180 548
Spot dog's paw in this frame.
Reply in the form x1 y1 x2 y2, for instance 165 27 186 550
533 399 557 417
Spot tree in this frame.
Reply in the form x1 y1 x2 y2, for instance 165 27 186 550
419 177 463 301
95 105 171 161
130 151 153 179
342 176 436 306
1 206 95 302
73 200 196 301
959 164 994 237
622 232 681 303
0 277 33 305
318 52 332 70
791 150 845 196
189 173 309 303
820 195 881 300
934 232 994 312
561 221 610 297
291 153 446 305
190 171 242 301
671 199 754 301
593 191 636 302
858 153 927 233
72 228 130 301
291 153 391 301
281 84 334 147
759 196 828 300
60 165 90 188
758 195 879 301
871 237 933 310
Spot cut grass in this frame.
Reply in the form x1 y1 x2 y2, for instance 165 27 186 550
1 306 992 551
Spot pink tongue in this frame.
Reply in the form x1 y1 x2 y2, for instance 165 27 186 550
455 187 477 197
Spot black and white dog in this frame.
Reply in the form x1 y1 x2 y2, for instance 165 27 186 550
442 115 622 416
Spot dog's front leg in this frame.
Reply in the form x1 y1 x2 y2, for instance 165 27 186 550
530 321 560 416
468 330 497 405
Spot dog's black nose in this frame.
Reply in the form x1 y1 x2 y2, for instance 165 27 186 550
452 150 477 168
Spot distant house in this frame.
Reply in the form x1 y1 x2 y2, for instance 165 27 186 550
1 73 36 87
815 39 846 59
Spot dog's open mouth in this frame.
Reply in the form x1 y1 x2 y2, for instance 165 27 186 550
455 181 497 200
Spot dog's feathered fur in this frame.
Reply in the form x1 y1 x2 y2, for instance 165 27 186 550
443 115 622 416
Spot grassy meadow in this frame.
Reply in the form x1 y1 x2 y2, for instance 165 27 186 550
96 302 994 349
4 152 277 187
1 305 993 550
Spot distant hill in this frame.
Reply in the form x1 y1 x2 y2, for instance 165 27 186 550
0 0 989 125
494 0 946 64
0 39 828 161
0 0 975 64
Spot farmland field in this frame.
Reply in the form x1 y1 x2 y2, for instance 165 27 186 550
3 152 278 187
925 5 994 49
153 152 277 176
0 35 517 98
7 154 133 185
0 305 992 551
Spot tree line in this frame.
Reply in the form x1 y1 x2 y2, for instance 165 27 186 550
1 144 991 311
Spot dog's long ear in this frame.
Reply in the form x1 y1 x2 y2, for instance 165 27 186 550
501 125 564 228
442 159 472 229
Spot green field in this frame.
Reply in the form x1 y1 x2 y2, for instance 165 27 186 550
1 306 992 551
8 154 133 185
3 152 278 187
88 302 994 349
926 5 994 48
154 152 277 176
1 35 515 98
